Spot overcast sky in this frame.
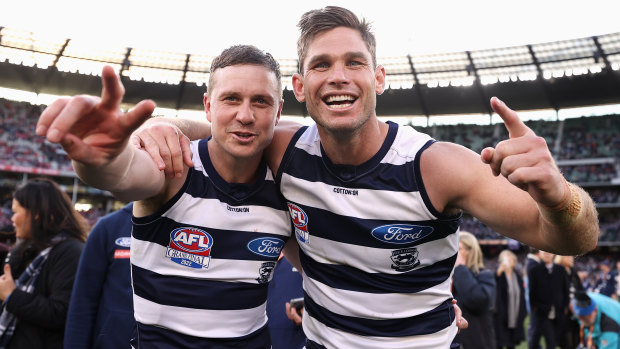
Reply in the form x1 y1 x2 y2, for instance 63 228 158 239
2 0 619 58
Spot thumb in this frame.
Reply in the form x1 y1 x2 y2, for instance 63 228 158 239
490 97 531 138
120 100 157 136
3 264 12 279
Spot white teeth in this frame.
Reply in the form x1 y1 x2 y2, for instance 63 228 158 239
325 95 355 103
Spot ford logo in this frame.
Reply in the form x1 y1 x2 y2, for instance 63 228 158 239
247 237 285 258
371 224 433 244
115 237 131 247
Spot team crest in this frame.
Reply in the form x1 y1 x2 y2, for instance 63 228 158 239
287 203 310 244
390 247 421 272
256 261 276 284
166 227 213 269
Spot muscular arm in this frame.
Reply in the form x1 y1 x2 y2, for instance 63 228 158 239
422 141 597 255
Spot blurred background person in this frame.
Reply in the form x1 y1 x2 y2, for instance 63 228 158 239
572 290 620 349
556 255 584 349
593 260 617 299
495 249 526 349
524 247 542 349
528 250 569 349
452 231 497 349
0 178 86 348
267 255 305 349
64 203 133 349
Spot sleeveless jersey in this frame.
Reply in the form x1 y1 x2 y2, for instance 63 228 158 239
131 138 292 348
276 121 461 349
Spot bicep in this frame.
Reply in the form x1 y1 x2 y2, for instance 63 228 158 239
421 142 546 248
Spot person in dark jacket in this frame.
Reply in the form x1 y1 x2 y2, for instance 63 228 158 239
266 255 306 349
495 249 526 349
528 250 569 349
64 203 133 349
452 231 497 349
0 178 86 348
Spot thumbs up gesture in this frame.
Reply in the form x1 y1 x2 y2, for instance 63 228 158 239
0 264 17 302
480 97 567 209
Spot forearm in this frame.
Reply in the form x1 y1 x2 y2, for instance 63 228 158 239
73 145 166 202
538 181 599 255
146 116 211 141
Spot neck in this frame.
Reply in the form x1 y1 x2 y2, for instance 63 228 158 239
318 118 389 165
207 141 262 184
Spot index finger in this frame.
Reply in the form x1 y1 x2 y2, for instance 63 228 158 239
36 97 70 136
490 96 531 138
100 65 125 111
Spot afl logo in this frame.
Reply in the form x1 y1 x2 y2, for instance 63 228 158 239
166 227 213 269
287 203 310 244
115 237 131 247
247 237 285 258
371 224 433 245
170 227 213 253
287 203 308 228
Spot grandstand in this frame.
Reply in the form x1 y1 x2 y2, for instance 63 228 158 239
0 26 618 253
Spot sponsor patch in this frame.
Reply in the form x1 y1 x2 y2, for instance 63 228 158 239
371 224 433 245
247 237 285 258
288 203 309 243
166 227 213 269
256 261 276 284
390 247 421 272
115 237 131 247
114 249 130 259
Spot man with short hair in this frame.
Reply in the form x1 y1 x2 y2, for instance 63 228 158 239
573 291 620 349
36 45 296 348
59 6 599 348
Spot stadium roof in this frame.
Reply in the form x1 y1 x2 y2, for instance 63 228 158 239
1 25 619 119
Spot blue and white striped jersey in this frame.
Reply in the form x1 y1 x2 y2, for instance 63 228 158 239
130 138 292 348
277 122 460 349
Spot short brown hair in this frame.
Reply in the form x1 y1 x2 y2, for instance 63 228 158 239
208 45 282 98
296 6 377 73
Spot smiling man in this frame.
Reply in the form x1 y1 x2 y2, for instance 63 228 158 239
51 6 598 348
36 45 296 348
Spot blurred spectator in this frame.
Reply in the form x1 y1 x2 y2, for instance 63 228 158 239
495 249 526 349
64 203 133 349
266 255 306 349
0 178 86 348
452 231 497 349
592 260 618 299
555 255 583 349
528 251 569 349
572 291 620 349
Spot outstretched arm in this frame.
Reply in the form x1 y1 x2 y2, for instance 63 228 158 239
36 66 167 201
423 97 598 255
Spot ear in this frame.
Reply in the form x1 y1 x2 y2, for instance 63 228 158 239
292 73 306 103
274 99 284 126
204 93 212 123
375 65 386 95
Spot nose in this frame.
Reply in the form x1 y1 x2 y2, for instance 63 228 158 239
236 101 255 125
327 62 349 85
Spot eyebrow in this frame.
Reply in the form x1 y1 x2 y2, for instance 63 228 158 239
305 51 370 68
